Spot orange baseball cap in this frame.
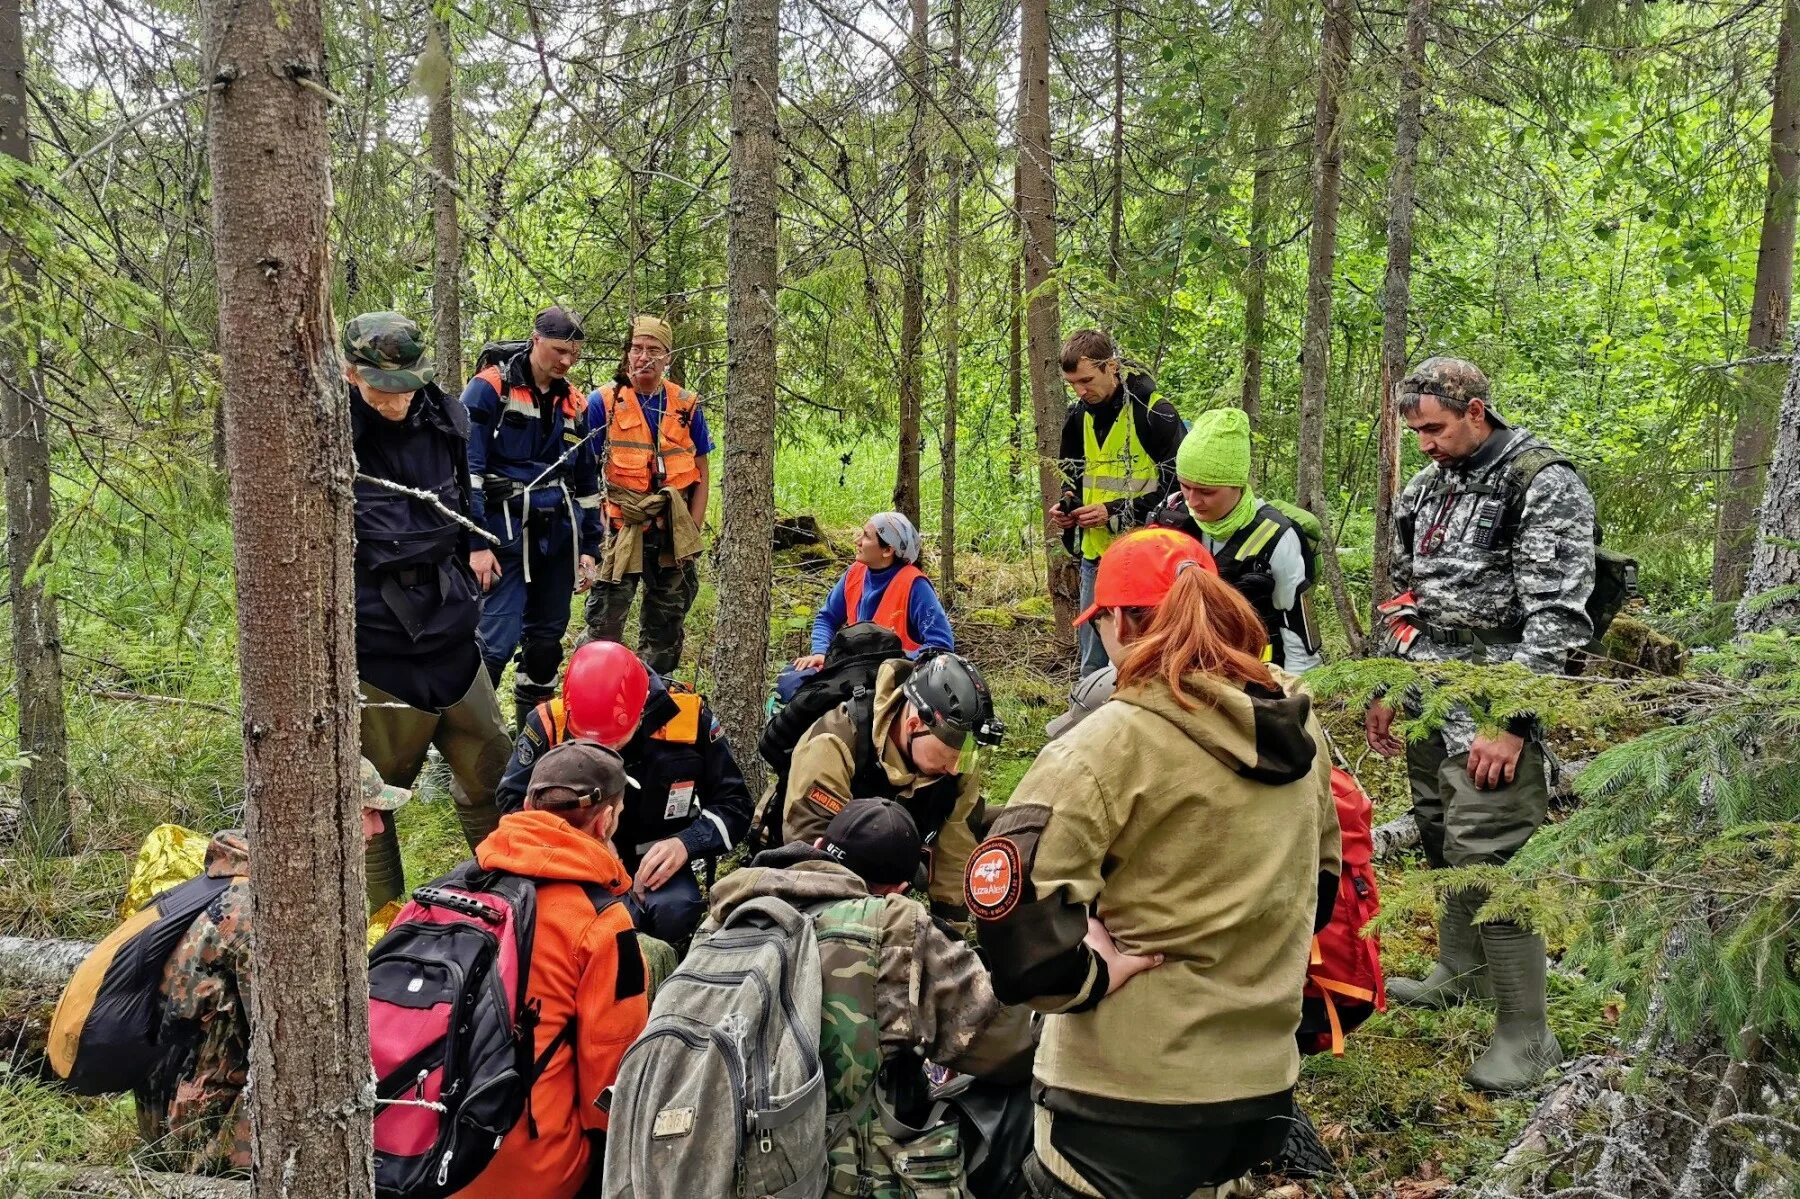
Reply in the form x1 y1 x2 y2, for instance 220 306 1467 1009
1075 527 1217 626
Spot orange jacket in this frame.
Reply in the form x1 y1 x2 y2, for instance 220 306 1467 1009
597 383 701 520
843 562 925 653
451 811 647 1199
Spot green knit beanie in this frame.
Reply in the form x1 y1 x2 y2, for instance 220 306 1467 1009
1176 408 1251 487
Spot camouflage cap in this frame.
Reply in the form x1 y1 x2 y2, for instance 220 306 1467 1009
343 311 434 393
360 757 413 811
1400 356 1509 426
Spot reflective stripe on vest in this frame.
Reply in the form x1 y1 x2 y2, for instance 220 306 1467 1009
1080 404 1157 558
536 698 570 747
600 384 701 506
477 364 581 424
842 563 925 653
650 690 702 744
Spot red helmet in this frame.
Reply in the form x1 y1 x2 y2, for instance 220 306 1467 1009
563 641 650 746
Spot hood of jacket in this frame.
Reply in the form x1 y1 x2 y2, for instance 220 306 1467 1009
1112 670 1317 785
476 809 632 894
707 850 869 923
205 830 251 879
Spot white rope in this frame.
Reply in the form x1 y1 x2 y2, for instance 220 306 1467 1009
355 473 502 545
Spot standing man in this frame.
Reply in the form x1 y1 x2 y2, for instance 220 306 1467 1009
584 314 712 675
344 311 509 908
1365 356 1595 1093
461 306 604 728
1046 329 1183 677
1152 408 1322 671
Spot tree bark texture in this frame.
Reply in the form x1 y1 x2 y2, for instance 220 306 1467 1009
1107 0 1123 284
204 0 372 1186
1374 0 1428 607
940 0 962 602
1737 323 1800 633
427 6 463 392
1715 0 1800 603
1020 0 1076 642
1296 0 1350 515
0 0 70 854
1240 116 1273 448
711 0 778 789
893 0 927 526
1008 162 1023 482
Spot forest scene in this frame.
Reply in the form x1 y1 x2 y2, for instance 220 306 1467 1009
0 0 1797 1195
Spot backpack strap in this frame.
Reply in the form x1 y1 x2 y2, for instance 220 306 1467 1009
1501 444 1592 543
847 687 888 799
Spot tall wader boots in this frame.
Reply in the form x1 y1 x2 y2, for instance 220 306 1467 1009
1465 921 1562 1093
1387 888 1493 1008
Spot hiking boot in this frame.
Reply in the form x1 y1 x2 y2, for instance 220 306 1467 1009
1388 889 1493 1009
1465 921 1563 1093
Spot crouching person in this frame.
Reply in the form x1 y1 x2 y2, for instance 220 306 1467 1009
605 800 1035 1199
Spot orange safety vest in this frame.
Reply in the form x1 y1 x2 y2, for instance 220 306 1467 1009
476 364 582 424
842 562 925 653
599 383 701 523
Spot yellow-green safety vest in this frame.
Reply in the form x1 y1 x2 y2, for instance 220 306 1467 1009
1081 403 1160 558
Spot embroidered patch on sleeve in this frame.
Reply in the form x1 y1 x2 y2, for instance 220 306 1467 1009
965 839 1023 920
807 786 847 816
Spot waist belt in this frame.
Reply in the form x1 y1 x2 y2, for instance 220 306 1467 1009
1417 619 1523 650
484 473 578 585
382 563 438 588
378 562 448 642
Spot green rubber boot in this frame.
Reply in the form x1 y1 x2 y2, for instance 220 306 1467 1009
1465 921 1563 1093
1388 889 1493 1009
364 814 406 910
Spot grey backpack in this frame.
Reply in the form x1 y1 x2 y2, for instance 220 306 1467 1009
603 895 828 1199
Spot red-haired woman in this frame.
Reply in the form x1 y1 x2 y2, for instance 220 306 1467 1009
968 528 1341 1199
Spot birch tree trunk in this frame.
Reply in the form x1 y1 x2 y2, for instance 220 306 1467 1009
710 0 778 786
0 0 70 854
893 0 927 525
204 0 371 1186
940 0 962 601
1020 0 1076 641
1374 0 1428 606
426 5 463 391
1715 0 1800 603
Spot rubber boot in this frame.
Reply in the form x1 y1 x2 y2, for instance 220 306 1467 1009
1388 888 1493 1008
364 814 406 910
1465 921 1563 1093
454 797 502 854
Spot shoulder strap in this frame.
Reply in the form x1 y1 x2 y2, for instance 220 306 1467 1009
576 881 626 915
847 687 887 798
1222 504 1293 569
1502 444 1574 518
816 896 885 1139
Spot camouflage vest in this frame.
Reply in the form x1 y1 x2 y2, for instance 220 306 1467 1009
817 897 965 1199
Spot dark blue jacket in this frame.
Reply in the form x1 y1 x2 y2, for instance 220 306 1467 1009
460 351 603 558
495 674 752 867
350 384 483 709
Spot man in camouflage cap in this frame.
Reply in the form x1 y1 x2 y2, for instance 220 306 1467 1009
676 800 1035 1197
1364 354 1595 1093
345 311 511 910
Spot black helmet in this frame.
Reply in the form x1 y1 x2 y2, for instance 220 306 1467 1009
901 652 1005 752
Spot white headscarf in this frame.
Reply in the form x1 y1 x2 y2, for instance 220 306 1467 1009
868 511 921 565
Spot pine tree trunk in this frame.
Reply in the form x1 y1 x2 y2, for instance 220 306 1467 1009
711 0 778 788
1008 162 1024 483
1715 0 1800 603
427 7 463 392
1240 118 1272 442
1296 0 1363 650
1107 0 1123 284
1020 0 1076 640
204 0 371 1187
0 0 70 855
940 0 962 603
1374 0 1428 607
1738 323 1800 633
894 0 927 526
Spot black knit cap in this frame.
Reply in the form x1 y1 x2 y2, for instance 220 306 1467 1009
819 800 922 887
533 305 586 341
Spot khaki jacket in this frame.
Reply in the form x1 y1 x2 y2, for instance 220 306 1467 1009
782 660 984 912
971 669 1337 1119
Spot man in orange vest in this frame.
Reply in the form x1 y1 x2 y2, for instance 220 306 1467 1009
583 315 711 675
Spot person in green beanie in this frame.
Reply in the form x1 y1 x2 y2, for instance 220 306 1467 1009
1152 408 1322 671
1048 329 1184 677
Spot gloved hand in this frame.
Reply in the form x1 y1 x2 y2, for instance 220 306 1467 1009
1375 590 1421 656
1235 569 1276 609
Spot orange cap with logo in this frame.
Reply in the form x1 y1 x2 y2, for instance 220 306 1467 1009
1074 527 1218 626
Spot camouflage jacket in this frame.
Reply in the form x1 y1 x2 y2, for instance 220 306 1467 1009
136 831 253 1175
1385 427 1596 753
702 847 1034 1198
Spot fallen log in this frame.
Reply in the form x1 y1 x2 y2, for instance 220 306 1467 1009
1372 814 1419 860
0 935 92 994
0 1159 248 1198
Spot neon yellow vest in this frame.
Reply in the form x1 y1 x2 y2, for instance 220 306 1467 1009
1081 402 1159 558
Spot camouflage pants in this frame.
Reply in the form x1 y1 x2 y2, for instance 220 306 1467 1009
584 555 700 676
360 668 510 908
1406 731 1549 869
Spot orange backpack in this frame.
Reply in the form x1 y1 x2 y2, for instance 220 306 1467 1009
1300 765 1386 1055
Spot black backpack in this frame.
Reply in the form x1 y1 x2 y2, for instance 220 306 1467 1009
473 341 528 375
749 623 905 853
